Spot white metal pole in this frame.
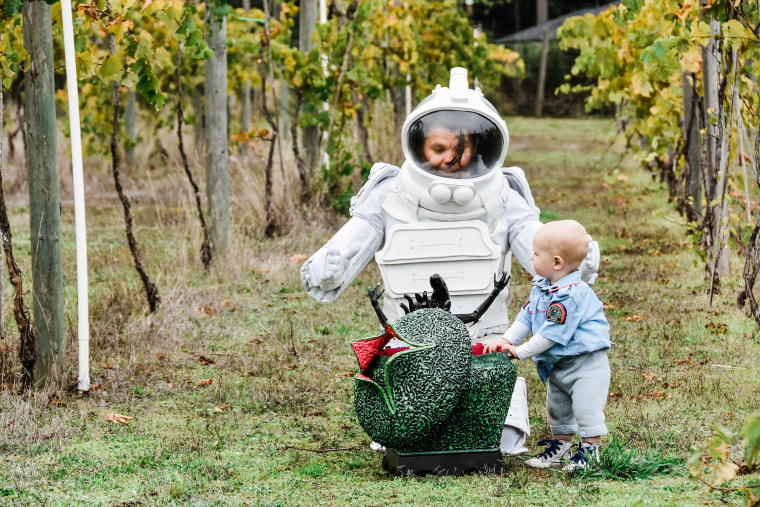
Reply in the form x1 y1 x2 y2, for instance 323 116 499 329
60 0 90 392
319 0 329 168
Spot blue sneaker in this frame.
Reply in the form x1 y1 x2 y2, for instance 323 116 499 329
525 439 574 468
562 441 599 471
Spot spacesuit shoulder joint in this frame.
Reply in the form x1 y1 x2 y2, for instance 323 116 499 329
502 166 539 214
349 163 400 214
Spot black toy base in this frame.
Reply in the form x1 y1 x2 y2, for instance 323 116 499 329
382 448 504 476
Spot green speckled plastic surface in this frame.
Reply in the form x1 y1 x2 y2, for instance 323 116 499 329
353 309 516 453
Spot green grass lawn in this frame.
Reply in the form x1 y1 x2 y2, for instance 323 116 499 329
1 117 759 506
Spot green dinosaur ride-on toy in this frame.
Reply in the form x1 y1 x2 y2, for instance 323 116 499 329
351 274 517 476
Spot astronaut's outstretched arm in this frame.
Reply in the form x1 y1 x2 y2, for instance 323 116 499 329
300 217 383 303
510 220 542 276
580 236 600 284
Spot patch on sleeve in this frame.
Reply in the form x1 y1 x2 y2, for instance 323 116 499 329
522 299 530 309
546 303 567 324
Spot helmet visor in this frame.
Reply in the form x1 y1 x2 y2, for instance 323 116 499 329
407 110 504 179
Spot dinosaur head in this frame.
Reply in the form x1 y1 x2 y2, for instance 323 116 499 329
351 308 472 449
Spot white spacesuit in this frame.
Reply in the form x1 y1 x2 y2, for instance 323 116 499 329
301 67 599 454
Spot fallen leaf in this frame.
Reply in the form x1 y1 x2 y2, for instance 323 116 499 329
198 306 215 316
198 355 216 365
48 394 66 407
336 372 354 377
214 403 230 413
290 253 308 264
624 315 646 321
197 378 214 386
705 322 728 333
222 299 238 310
105 412 134 424
617 174 629 181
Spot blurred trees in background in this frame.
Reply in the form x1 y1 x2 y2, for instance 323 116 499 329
557 0 760 322
7 0 760 384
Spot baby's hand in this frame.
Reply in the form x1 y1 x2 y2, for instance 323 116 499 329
503 343 518 359
484 338 510 354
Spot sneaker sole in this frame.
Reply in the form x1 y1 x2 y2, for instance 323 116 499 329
525 459 566 469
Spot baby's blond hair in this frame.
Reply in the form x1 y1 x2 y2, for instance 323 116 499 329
537 220 589 270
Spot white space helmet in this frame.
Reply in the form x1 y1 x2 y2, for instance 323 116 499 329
401 68 509 180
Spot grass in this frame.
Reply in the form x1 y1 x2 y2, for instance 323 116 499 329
1 116 760 505
575 433 684 481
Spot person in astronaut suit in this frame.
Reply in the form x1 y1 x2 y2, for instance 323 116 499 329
300 67 599 454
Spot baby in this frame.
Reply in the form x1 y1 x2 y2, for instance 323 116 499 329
485 220 611 470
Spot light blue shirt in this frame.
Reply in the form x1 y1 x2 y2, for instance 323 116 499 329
515 270 610 382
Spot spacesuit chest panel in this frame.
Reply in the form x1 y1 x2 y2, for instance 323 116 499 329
376 182 511 340
376 221 502 299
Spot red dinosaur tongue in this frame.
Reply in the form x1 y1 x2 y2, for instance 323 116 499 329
352 325 396 374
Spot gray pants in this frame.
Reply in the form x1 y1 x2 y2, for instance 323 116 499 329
546 350 610 438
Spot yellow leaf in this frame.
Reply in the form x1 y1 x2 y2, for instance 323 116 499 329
711 462 738 486
76 50 95 78
168 0 183 19
290 254 308 264
691 20 713 47
105 412 134 424
681 45 702 73
723 19 750 51
631 72 653 97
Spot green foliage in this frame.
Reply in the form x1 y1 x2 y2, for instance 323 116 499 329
557 1 760 163
50 0 212 155
3 0 522 212
688 411 760 506
3 117 759 505
270 0 522 211
1 0 22 19
557 0 760 301
576 433 684 481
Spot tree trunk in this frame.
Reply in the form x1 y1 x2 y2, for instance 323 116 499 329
681 72 702 219
125 90 137 167
299 0 320 176
535 27 549 117
24 1 64 386
193 92 204 154
701 17 730 288
205 10 230 261
536 0 548 25
241 81 251 134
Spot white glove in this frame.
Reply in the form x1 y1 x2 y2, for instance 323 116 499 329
580 235 600 285
308 244 360 291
